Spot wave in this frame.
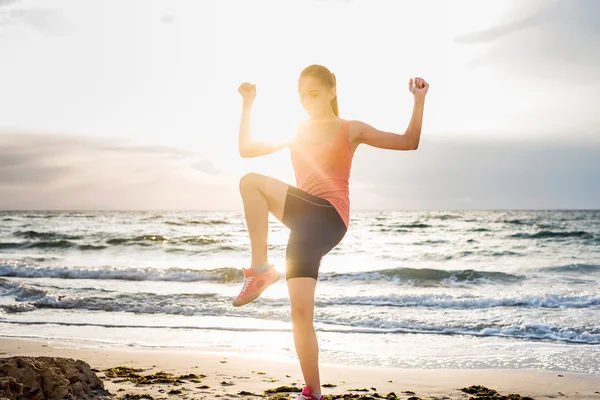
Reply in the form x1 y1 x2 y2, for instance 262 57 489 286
0 279 222 315
106 235 169 245
433 214 462 220
1 319 597 344
315 320 600 345
105 234 225 246
0 242 110 251
320 267 525 285
0 321 289 333
77 244 108 251
0 261 528 287
2 232 231 251
0 262 244 282
387 223 431 229
538 263 600 274
188 219 229 225
313 292 600 309
480 250 525 257
0 240 77 250
503 219 529 225
140 215 164 221
444 250 525 258
0 300 224 317
4 277 596 313
413 240 448 245
164 219 229 226
13 230 83 241
509 230 594 240
0 281 600 344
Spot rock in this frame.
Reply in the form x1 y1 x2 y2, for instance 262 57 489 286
0 356 111 400
0 377 23 399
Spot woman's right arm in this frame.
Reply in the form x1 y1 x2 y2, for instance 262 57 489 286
238 82 290 158
238 101 289 158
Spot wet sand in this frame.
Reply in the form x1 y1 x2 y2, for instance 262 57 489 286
1 337 599 399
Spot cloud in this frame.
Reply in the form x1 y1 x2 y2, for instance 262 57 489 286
9 8 72 35
453 13 547 44
349 138 600 210
0 1 73 36
454 0 600 78
160 14 175 25
0 132 236 210
0 0 21 7
1 132 598 210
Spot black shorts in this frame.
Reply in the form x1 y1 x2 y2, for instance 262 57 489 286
281 185 348 281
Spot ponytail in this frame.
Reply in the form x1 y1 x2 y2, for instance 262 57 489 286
330 72 339 117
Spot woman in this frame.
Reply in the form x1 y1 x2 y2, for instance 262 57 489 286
233 64 429 400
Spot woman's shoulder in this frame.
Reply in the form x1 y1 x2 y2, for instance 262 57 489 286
346 119 363 146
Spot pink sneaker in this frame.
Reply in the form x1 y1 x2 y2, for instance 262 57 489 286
232 263 280 307
298 386 322 400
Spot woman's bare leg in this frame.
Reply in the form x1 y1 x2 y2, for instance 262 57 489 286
287 276 321 395
239 172 289 267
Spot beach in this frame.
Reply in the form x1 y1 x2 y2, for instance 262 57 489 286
2 337 599 399
1 210 599 398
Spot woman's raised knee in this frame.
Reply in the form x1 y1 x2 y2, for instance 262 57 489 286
239 172 262 193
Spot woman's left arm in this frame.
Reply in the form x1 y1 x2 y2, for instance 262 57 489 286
356 77 429 151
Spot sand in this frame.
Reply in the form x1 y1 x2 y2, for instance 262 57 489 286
1 337 599 399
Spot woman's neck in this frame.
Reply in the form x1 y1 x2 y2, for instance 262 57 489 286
309 108 338 122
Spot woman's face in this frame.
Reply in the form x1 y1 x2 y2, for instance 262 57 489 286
298 75 336 117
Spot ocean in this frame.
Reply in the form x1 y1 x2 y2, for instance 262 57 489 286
0 210 598 375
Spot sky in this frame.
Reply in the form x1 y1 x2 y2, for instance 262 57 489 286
0 0 599 210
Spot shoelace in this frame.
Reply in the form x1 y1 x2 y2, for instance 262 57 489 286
241 276 255 293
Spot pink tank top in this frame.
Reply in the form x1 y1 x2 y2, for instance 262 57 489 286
289 119 353 228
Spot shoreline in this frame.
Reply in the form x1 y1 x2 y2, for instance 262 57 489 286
1 337 599 399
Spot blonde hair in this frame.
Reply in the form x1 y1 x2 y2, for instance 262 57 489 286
300 64 338 117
